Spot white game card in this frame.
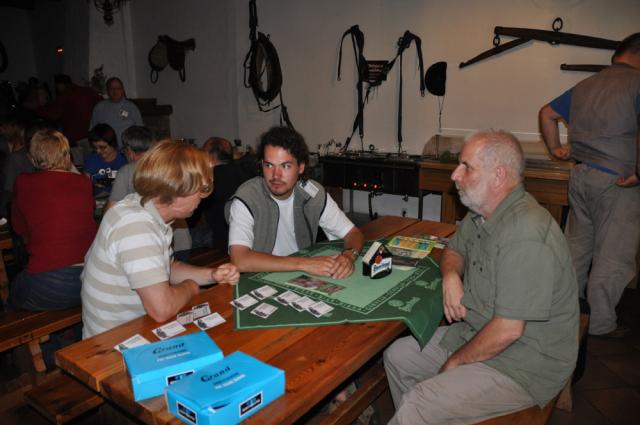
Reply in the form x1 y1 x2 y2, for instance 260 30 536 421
191 302 212 319
274 290 301 306
291 296 315 312
114 334 150 352
250 303 278 319
194 312 226 330
308 301 334 318
176 310 194 325
251 285 278 300
230 294 259 310
152 321 186 340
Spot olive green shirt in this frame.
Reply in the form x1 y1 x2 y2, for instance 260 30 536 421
440 185 579 406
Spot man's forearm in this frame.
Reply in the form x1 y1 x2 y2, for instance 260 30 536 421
230 248 306 273
444 317 524 369
170 261 215 285
230 245 352 278
343 227 364 254
137 280 199 323
441 248 464 279
539 104 562 151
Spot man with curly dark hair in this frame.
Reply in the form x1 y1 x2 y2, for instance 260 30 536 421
225 126 363 279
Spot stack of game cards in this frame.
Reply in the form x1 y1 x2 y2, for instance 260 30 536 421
114 302 225 353
230 284 335 319
231 285 280 320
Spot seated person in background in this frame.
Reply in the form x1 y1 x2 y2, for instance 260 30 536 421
383 130 579 425
81 140 239 338
105 126 192 254
84 123 127 196
226 126 363 279
1 117 35 217
8 130 97 310
200 137 254 250
105 125 157 210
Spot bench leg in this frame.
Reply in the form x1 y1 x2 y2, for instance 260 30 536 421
28 339 47 373
319 363 387 425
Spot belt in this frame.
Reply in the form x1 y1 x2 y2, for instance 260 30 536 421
579 162 619 176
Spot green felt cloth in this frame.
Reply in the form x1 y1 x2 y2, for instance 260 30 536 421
234 240 443 348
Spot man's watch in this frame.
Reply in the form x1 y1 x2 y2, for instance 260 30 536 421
343 248 359 262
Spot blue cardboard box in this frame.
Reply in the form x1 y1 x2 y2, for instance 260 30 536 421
166 351 285 425
123 331 223 401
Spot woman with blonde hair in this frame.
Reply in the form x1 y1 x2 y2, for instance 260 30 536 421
8 130 97 310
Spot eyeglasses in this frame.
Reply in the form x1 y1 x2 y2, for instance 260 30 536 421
94 143 111 151
199 184 213 196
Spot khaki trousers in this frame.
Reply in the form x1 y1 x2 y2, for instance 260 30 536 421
565 164 640 334
384 328 534 425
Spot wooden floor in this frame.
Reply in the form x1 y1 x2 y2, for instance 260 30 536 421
2 290 639 425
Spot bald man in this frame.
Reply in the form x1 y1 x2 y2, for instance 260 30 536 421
384 130 579 424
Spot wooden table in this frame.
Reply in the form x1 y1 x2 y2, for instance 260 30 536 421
56 216 456 425
419 160 572 225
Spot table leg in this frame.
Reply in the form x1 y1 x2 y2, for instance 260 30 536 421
440 193 458 224
28 339 47 373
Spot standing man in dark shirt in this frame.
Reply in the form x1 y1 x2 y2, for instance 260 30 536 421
36 75 103 164
90 77 143 149
539 32 640 338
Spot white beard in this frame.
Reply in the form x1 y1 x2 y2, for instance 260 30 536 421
456 179 490 216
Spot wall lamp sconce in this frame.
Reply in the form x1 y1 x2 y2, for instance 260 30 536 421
94 0 128 26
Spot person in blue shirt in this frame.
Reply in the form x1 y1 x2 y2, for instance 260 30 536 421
539 32 640 338
84 123 127 196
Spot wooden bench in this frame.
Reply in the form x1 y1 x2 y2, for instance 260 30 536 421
0 307 82 373
324 313 589 425
17 248 232 424
474 312 590 425
24 372 103 424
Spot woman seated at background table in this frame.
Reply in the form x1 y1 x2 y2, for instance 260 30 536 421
8 130 97 310
84 123 127 196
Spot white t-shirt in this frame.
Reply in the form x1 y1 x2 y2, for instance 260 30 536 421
228 191 354 256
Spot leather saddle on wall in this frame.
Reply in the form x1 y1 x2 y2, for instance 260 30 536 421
148 35 196 83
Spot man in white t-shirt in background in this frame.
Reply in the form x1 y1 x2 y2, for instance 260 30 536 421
225 126 363 279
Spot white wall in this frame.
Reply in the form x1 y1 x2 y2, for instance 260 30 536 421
88 1 137 97
231 0 640 150
103 0 640 151
224 0 639 220
129 0 238 144
8 0 632 219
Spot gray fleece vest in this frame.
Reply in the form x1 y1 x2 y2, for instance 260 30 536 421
224 177 327 254
570 63 640 176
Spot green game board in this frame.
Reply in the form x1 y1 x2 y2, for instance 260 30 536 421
234 240 443 348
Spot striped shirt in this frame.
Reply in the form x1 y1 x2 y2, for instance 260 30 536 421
81 193 173 338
